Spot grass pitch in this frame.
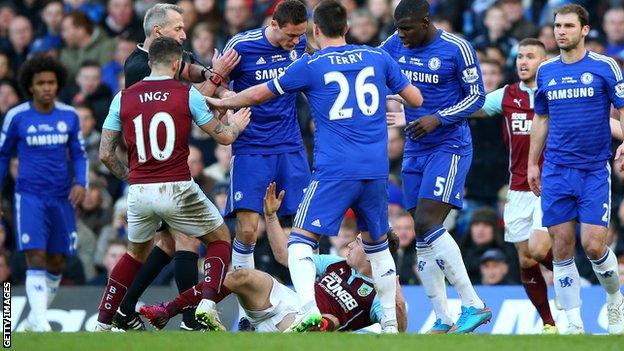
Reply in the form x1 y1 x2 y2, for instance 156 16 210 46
11 332 624 351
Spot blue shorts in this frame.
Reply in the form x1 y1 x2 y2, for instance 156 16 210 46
292 178 389 241
226 150 311 217
402 151 472 210
541 161 611 227
14 192 77 256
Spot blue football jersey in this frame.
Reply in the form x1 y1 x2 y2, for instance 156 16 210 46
0 101 88 197
380 30 485 156
535 51 624 170
267 44 410 180
224 28 306 155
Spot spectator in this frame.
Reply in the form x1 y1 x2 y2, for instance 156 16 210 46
103 0 144 42
191 22 216 66
388 182 405 221
473 5 517 58
210 182 230 215
36 0 64 48
0 2 16 40
480 248 513 285
347 9 380 46
188 145 214 194
388 126 404 181
101 34 136 95
95 196 127 268
177 0 199 36
0 249 12 283
367 0 394 39
203 144 231 183
0 79 20 120
538 23 558 56
0 51 10 79
80 174 112 236
60 11 115 78
88 239 127 285
28 36 62 59
74 103 101 166
75 218 97 281
460 207 507 283
194 0 221 30
480 57 505 94
6 16 33 74
218 0 252 46
603 7 624 58
392 212 418 285
587 35 606 55
60 60 112 127
499 0 538 40
63 0 105 24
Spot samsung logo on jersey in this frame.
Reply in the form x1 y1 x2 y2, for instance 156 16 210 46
547 87 594 100
255 67 285 81
26 134 68 146
320 273 358 311
402 70 439 84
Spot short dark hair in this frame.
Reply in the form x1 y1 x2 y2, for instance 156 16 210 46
313 0 347 38
273 0 307 27
18 54 66 98
554 4 589 28
148 36 183 67
66 11 94 35
518 38 547 55
79 59 101 70
480 57 503 72
394 0 429 21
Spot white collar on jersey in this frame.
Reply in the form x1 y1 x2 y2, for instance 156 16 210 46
143 75 171 81
519 81 537 93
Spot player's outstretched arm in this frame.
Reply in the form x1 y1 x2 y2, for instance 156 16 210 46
395 278 407 332
397 84 423 108
198 107 251 145
611 115 624 141
206 83 277 111
263 182 289 267
527 114 548 197
99 129 129 181
614 107 624 172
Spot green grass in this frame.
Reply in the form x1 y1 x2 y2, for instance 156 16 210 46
11 332 624 351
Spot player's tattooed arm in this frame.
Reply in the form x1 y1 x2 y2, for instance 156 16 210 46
99 129 129 181
199 107 251 145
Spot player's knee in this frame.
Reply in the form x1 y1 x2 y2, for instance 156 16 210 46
226 269 252 289
156 231 176 256
127 242 152 263
25 251 47 268
518 254 537 269
413 214 438 237
236 213 260 242
582 240 605 260
175 235 200 253
207 224 232 243
528 238 550 262
46 255 66 274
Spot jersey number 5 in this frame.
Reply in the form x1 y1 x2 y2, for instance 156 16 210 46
133 112 176 163
324 66 379 120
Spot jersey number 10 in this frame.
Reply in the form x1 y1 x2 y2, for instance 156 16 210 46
133 112 176 163
324 66 379 120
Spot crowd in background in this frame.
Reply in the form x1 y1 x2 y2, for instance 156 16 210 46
2 0 624 289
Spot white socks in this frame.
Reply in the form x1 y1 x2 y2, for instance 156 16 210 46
46 272 61 307
426 228 484 309
232 238 255 270
416 244 452 325
363 239 397 325
26 269 47 322
287 233 318 310
553 257 583 327
590 248 623 303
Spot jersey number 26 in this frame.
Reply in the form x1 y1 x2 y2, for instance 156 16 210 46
324 66 379 120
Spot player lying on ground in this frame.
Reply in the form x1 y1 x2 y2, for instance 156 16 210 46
140 183 407 332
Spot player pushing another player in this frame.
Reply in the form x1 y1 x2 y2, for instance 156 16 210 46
206 0 422 333
94 37 250 331
529 4 624 334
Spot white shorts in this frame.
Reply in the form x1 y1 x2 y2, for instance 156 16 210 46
503 189 547 243
127 179 224 243
244 278 300 332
